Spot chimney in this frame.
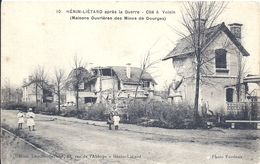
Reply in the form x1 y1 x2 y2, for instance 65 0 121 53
228 23 243 42
23 78 26 84
29 76 33 81
193 18 207 34
126 63 131 78
193 18 207 45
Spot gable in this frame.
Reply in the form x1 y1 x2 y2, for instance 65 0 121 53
162 22 250 61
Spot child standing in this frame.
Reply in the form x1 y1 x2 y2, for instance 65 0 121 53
113 112 120 130
107 112 114 130
17 109 24 129
26 108 35 131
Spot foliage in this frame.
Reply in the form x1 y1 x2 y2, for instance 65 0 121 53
2 102 28 111
61 103 107 121
126 100 194 128
39 103 59 115
250 102 260 120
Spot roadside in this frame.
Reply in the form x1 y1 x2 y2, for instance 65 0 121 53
1 128 66 164
19 110 260 149
1 109 260 164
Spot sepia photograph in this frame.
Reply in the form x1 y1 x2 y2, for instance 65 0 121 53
1 1 260 164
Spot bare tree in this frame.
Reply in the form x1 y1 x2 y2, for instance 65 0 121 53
1 78 12 107
30 65 49 106
134 41 161 103
236 52 249 102
171 2 228 125
65 54 88 110
53 67 66 113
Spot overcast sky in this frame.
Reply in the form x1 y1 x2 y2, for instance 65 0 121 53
1 1 260 90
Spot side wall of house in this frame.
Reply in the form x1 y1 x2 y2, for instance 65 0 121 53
202 31 242 77
200 31 246 113
172 57 195 79
171 31 246 114
22 83 43 103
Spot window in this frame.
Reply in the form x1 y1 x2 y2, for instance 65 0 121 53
142 81 150 88
226 88 234 102
84 83 91 91
101 69 114 76
215 49 227 69
118 81 121 90
84 97 97 103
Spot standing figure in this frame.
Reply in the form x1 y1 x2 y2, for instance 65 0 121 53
107 112 114 130
113 112 120 130
26 108 35 131
17 109 24 129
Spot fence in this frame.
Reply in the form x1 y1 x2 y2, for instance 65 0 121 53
227 102 246 112
227 102 260 120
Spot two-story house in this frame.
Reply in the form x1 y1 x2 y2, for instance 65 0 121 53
22 76 54 104
163 22 250 113
66 64 157 105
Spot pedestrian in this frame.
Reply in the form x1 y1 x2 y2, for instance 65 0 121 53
26 108 35 131
107 112 114 130
17 109 24 129
113 112 120 130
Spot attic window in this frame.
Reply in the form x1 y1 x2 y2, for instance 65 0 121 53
215 49 227 69
101 69 114 76
142 81 150 88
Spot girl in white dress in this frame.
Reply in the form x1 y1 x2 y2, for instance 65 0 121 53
113 112 120 130
26 108 35 131
17 109 24 129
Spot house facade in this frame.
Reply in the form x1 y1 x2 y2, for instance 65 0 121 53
22 77 54 104
163 22 250 113
66 64 157 106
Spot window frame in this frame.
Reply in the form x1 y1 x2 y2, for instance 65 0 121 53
142 81 150 88
215 49 227 69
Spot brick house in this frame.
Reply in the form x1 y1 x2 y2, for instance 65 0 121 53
163 22 250 113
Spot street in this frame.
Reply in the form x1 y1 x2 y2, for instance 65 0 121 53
1 110 260 164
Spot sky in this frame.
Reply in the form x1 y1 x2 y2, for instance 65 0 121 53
1 1 260 90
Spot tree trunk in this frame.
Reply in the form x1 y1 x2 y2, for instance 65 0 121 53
76 87 79 110
134 71 144 104
194 60 201 126
36 82 38 106
194 13 202 127
58 85 61 113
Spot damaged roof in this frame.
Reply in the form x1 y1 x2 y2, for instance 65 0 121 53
93 66 157 85
162 22 250 61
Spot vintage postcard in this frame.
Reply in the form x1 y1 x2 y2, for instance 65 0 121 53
1 1 260 164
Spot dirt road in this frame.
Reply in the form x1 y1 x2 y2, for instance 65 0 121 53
1 110 260 164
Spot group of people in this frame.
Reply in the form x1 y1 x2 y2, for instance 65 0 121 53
17 108 35 131
18 107 120 131
107 111 120 130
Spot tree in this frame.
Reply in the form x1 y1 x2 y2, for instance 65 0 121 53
1 78 22 109
65 54 88 110
172 2 228 125
134 41 161 103
30 65 49 106
235 51 249 102
1 78 12 107
53 67 66 113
